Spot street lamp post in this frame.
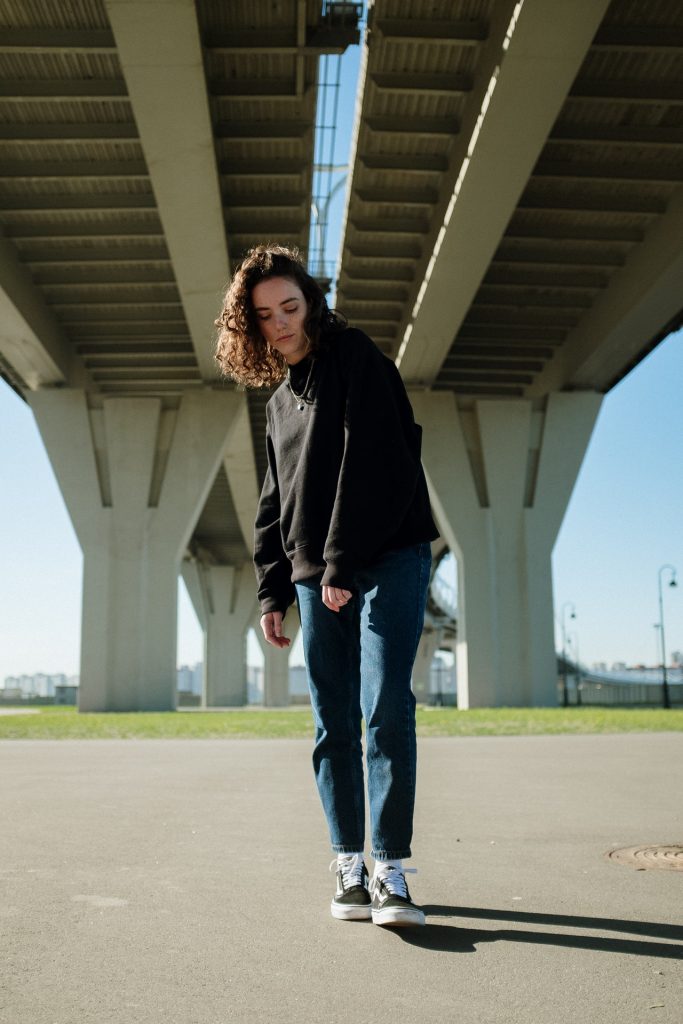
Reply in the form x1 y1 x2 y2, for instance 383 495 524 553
653 624 661 675
570 630 581 703
657 564 677 710
561 602 576 707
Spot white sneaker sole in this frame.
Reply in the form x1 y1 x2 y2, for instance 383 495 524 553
372 906 425 928
331 901 372 921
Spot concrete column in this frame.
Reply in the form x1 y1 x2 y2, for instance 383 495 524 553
413 630 441 703
253 607 301 707
181 560 256 706
29 389 240 711
411 390 602 708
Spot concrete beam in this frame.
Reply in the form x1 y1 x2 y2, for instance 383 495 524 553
375 19 487 45
0 28 117 51
529 188 683 395
0 80 126 99
396 0 612 386
104 0 229 382
0 230 88 389
370 72 472 95
223 397 260 555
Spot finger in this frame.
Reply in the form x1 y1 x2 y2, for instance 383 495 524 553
269 635 290 648
321 589 339 613
260 614 273 641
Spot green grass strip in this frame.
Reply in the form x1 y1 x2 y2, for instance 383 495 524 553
0 704 682 740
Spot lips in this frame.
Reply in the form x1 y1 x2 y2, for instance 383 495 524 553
277 334 293 343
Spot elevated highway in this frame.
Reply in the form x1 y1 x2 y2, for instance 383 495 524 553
0 0 681 709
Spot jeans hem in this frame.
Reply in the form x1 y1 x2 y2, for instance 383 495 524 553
371 848 412 861
332 843 365 855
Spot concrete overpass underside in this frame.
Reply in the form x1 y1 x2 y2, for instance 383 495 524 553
0 0 681 709
335 0 683 707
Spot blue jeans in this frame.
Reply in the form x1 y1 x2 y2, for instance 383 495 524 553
295 541 432 860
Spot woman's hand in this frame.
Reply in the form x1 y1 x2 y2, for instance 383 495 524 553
260 611 291 649
322 586 353 612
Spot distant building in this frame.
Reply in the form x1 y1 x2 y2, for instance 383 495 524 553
177 663 203 696
190 663 203 696
1 686 23 701
247 665 263 703
2 672 72 699
428 654 457 705
55 684 78 705
289 665 310 704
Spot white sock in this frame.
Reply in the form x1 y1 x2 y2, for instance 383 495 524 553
337 851 363 861
373 858 402 876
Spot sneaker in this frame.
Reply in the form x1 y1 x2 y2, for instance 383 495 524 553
370 865 425 927
330 854 371 921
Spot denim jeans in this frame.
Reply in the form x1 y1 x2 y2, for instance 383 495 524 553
295 541 432 860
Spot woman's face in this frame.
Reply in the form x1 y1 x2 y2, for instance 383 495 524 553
252 276 309 365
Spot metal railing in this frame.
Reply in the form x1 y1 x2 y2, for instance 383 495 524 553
560 677 683 707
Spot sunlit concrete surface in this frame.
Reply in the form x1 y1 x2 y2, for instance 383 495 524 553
2 733 682 1024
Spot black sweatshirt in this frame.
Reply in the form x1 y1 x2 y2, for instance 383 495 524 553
253 327 439 615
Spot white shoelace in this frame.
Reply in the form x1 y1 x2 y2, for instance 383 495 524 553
370 865 417 899
330 853 366 889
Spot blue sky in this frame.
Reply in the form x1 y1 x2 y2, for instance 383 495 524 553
1 22 681 679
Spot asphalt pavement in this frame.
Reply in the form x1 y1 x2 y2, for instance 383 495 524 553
1 732 682 1024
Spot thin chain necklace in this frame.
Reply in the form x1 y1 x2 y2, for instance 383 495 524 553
286 357 316 412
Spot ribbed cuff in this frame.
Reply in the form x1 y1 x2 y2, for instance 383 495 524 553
320 561 355 591
259 594 293 616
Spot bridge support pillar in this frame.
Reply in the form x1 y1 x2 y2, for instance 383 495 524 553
181 561 256 706
413 630 441 703
29 389 239 711
412 391 602 707
253 607 300 706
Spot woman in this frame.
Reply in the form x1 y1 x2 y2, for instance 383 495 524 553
215 245 438 927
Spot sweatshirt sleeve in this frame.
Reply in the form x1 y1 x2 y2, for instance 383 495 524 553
321 331 422 590
253 418 296 615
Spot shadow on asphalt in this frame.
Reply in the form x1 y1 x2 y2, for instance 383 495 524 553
390 906 683 957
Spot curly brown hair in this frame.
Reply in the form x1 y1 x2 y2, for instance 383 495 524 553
214 244 346 388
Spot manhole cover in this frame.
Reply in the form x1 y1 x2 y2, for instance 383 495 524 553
606 845 683 871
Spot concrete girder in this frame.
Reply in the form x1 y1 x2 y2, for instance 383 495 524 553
104 0 229 382
0 231 90 390
222 397 260 556
411 390 602 708
395 0 612 386
528 188 683 395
